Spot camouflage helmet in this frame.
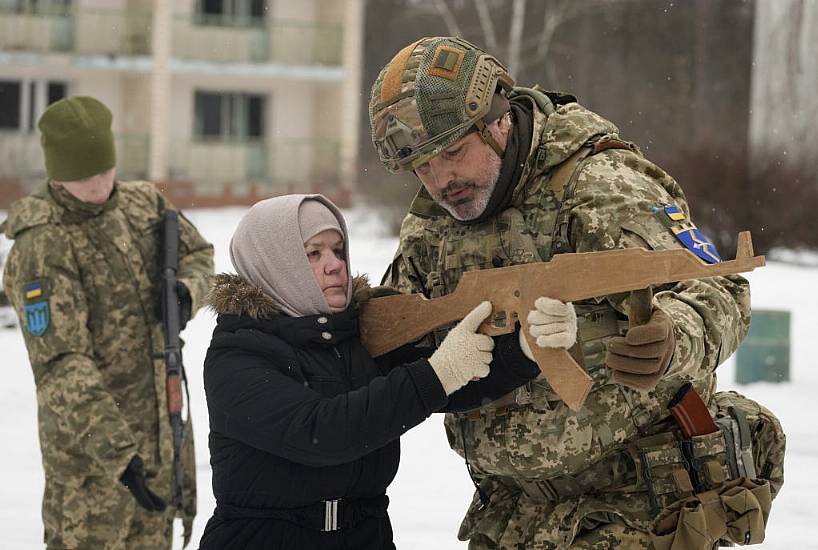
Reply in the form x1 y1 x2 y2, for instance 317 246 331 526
369 36 514 173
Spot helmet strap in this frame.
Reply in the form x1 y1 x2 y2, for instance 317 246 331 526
474 119 505 158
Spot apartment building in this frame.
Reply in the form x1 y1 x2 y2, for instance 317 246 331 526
0 0 363 207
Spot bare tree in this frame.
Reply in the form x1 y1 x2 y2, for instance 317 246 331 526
474 0 498 52
432 0 463 37
429 0 634 81
506 0 527 74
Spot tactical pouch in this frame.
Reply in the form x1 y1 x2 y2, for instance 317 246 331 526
713 391 786 499
633 426 737 514
649 478 772 549
685 430 731 492
631 432 695 513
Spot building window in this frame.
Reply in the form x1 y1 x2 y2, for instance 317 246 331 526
29 80 66 130
0 81 21 129
4 0 72 15
0 79 67 131
195 0 266 27
47 82 67 106
194 91 265 140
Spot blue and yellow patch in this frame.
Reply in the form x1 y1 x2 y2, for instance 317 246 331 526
664 205 686 222
672 223 722 264
652 204 721 264
24 301 50 336
25 283 43 300
22 280 50 336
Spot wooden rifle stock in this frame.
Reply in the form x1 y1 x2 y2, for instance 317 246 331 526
360 232 765 411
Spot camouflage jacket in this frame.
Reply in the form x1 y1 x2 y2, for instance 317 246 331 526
1 181 213 523
383 88 752 540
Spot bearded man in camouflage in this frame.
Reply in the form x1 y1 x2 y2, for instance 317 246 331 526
369 37 759 549
1 96 214 549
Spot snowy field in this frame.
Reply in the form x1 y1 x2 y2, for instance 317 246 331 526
1 205 815 549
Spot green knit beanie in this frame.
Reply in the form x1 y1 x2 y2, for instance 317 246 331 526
39 96 116 182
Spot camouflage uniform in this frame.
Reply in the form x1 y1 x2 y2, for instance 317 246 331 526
380 88 753 547
1 180 214 549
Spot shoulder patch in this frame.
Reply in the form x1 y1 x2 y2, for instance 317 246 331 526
22 279 50 336
671 223 722 264
653 204 720 263
663 204 686 222
25 283 44 300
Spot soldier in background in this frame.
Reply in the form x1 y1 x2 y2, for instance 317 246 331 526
1 96 214 549
369 38 783 548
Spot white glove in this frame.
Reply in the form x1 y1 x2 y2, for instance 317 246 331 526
429 301 495 396
519 297 578 361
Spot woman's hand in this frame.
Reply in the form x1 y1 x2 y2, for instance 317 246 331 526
429 301 495 396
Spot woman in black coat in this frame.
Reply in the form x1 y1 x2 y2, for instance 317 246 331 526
198 195 542 550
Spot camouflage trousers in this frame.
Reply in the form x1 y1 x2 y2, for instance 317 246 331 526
42 474 174 549
459 477 653 550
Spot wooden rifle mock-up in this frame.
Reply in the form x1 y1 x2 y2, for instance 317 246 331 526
360 232 765 411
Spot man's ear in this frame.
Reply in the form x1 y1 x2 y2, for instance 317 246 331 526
491 111 512 153
498 111 512 137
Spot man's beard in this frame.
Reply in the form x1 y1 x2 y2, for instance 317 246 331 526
435 148 502 221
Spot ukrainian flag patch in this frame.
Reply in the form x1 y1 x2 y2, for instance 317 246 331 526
25 283 43 300
664 205 686 222
22 280 50 336
671 223 722 264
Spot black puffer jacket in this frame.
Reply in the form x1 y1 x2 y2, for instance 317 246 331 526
199 274 537 549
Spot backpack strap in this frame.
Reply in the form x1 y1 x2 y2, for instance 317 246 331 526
549 138 638 256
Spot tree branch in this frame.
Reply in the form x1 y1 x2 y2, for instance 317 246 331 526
508 0 527 75
474 0 498 51
432 0 463 37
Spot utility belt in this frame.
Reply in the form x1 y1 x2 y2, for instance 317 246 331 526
215 494 389 532
490 387 781 549
496 399 763 507
643 388 781 549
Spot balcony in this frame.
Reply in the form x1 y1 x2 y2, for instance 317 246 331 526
171 16 342 65
0 131 339 194
170 138 341 190
0 131 42 179
0 9 72 53
0 131 149 181
0 7 151 56
0 6 342 66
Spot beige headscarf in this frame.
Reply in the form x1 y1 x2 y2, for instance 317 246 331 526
229 194 352 317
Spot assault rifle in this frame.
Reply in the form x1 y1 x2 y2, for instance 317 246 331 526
159 210 186 511
360 232 765 411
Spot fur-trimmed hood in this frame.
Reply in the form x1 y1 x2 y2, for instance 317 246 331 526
207 273 374 318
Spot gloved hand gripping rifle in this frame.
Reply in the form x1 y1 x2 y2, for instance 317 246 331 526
360 232 765 411
159 210 186 511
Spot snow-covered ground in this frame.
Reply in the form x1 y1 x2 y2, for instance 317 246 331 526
0 206 814 549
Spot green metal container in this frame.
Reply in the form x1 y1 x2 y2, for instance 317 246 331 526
735 309 790 384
